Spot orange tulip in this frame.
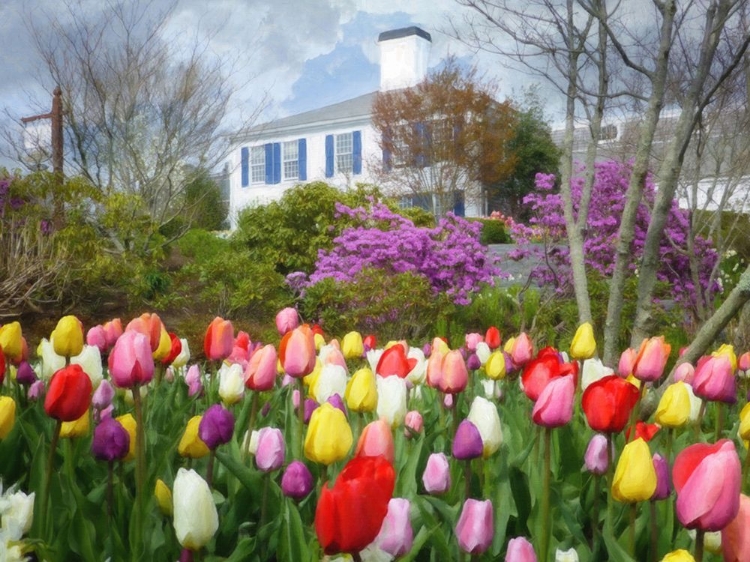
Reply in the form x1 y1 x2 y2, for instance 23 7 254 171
203 317 234 361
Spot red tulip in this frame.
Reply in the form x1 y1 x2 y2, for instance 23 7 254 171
244 344 277 391
363 334 377 351
625 421 660 442
673 439 741 531
279 325 316 378
521 347 578 402
161 332 182 366
485 326 501 350
315 455 395 555
44 364 93 422
376 345 411 378
532 374 575 428
204 317 234 361
722 494 750 562
581 375 640 433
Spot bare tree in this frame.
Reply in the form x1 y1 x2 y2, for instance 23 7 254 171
6 0 263 253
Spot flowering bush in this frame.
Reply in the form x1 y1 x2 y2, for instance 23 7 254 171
509 160 719 307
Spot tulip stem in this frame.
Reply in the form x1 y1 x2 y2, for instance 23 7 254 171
464 460 472 501
540 427 551 562
628 503 637 557
243 392 259 460
591 474 601 551
694 529 704 562
41 419 62 540
649 500 657 562
694 400 706 441
132 384 146 557
714 402 724 441
664 429 673 464
206 451 215 489
107 460 114 560
298 379 305 459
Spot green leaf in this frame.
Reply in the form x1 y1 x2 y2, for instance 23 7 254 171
278 499 311 562
215 450 262 502
603 527 636 562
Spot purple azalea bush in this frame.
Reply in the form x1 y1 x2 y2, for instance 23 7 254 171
291 200 502 306
510 160 719 307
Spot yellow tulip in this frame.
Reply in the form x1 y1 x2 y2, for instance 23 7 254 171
116 413 137 462
304 403 352 465
155 479 173 516
484 351 506 380
713 344 737 373
570 322 596 361
51 315 84 358
178 416 210 459
314 333 325 351
60 411 90 438
503 337 515 354
345 368 378 413
0 322 23 360
153 327 172 362
739 403 750 441
303 359 322 398
660 550 696 562
341 331 364 360
612 437 657 503
0 396 16 439
655 381 691 428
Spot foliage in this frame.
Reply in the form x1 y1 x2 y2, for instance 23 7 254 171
299 200 502 306
510 160 720 310
468 217 511 245
181 168 228 232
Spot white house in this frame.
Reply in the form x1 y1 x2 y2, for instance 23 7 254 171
227 27 481 228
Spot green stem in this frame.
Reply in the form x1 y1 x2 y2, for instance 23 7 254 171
107 461 114 561
694 400 707 441
206 450 216 489
243 392 259 460
540 427 552 562
744 447 750 494
665 428 673 464
132 384 146 557
694 529 704 562
629 502 637 557
464 460 472 502
298 379 305 459
591 474 601 551
649 500 657 562
714 402 724 441
605 432 615 532
41 419 62 540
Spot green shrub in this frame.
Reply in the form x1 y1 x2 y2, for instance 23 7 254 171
468 218 511 244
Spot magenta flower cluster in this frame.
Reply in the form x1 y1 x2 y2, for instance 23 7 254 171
509 160 719 306
299 201 502 305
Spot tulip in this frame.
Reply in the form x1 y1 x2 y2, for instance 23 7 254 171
173 468 218 551
116 413 137 461
355 419 395 464
44 364 92 422
178 416 210 459
37 338 65 379
28 380 45 401
312 364 347 404
521 347 578 402
305 402 353 465
632 336 671 382
198 404 235 450
485 326 501 350
127 313 164 352
456 498 494 555
465 333 483 352
203 317 234 362
86 325 107 353
51 315 84 358
692 354 736 403
581 375 640 433
275 307 299 336
570 322 596 360
739 402 750 441
345 368 378 413
91 417 131 461
721 494 750 562
155 479 173 516
404 410 423 438
484 350 506 380
184 365 203 397
660 550 696 562
584 434 609 475
254 427 285 472
0 485 34 540
239 343 274 392
375 498 413 557
555 548 579 562
532 374 575 428
0 321 23 360
60 411 90 438
279 325 316 378
506 536 537 561
152 326 172 362
475 342 491 365
452 420 484 460
626 421 660 442
652 453 671 501
581 358 614 391
422 452 451 494
376 344 411 378
315 455 395 555
405 347 427 384
71 344 104 388
102 318 123 349
655 381 692 428
509 332 533 367
376 375 407 428
672 439 741 531
0 396 16 439
342 331 364 359
674 362 695 384
161 332 183 366
467 353 481 371
15 361 37 386
281 460 314 500
467 396 503 457
108 330 155 388
218 363 244 405
612 438 657 503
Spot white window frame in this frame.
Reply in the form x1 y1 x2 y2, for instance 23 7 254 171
335 132 353 174
250 146 265 184
282 140 299 181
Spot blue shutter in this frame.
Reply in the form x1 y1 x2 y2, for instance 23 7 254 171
298 138 307 181
352 130 362 175
415 122 427 168
241 147 249 187
264 143 273 184
382 129 392 172
453 192 465 217
273 142 281 184
325 135 334 178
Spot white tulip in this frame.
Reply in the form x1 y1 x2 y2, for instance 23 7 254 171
172 338 191 369
376 375 408 428
406 348 427 385
218 363 245 406
37 338 65 380
71 344 103 388
581 358 613 391
173 468 219 551
555 548 579 562
314 364 348 404
467 396 503 457
475 342 491 365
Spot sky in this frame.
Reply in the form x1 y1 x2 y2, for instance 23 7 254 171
0 0 557 170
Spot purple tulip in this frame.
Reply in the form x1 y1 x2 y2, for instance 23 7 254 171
422 342 431 358
375 498 413 556
326 394 346 416
452 420 483 460
198 404 235 450
652 453 671 501
91 417 131 461
467 353 482 371
281 461 314 500
16 361 37 386
92 380 115 410
422 453 451 494
505 537 538 561
28 380 45 400
456 499 494 554
304 399 318 424
255 427 285 472
584 434 609 475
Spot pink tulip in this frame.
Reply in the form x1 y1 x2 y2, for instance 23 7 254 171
739 352 750 373
692 354 736 403
185 365 203 397
617 348 638 377
375 498 413 557
404 410 424 438
244 344 278 391
584 434 609 475
422 453 450 494
279 325 316 378
505 536 537 561
204 317 234 362
275 307 299 336
531 374 575 428
465 333 483 352
254 427 285 472
102 318 123 349
355 419 395 464
632 336 671 382
722 494 750 562
87 326 108 353
108 330 154 388
427 347 468 394
456 499 494 555
92 379 115 410
673 439 741 531
673 362 695 384
510 333 533 367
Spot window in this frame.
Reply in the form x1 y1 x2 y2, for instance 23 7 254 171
336 133 353 174
250 146 265 183
600 124 618 141
282 140 299 180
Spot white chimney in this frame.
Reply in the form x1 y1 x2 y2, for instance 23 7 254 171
378 27 432 92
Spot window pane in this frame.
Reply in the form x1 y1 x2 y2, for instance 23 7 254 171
336 132 353 173
251 146 265 183
283 141 298 180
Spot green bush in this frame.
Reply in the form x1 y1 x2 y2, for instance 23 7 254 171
469 218 511 245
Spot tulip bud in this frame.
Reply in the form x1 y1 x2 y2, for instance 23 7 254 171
44 364 92 422
15 361 37 386
355 419 395 464
570 322 596 360
422 452 450 494
467 396 502 458
218 363 244 406
115 413 137 461
403 410 423 438
475 342 491 365
204 317 234 362
254 427 285 472
108 330 155 388
155 479 173 516
555 548 579 562
376 375 407 428
345 368 378 413
660 550 695 562
184 364 203 397
279 325 316 378
655 381 691 428
71 344 104 388
87 325 108 353
341 331 364 359
244 344 277 391
60 411 90 439
632 336 671 382
581 358 613 391
0 321 23 360
692 354 736 403
612 438 657 503
172 468 218 550
532 374 575 428
652 453 671 501
510 333 533 367
304 402 353 465
198 405 235 450
484 350 506 380
466 353 481 371
178 416 210 459
465 333 483 352
584 434 609 475
51 315 85 358
673 362 695 384
91 417 130 461
506 536 538 562
0 396 17 439
281 460 314 500
312 364 348 404
28 380 45 401
452 420 484 460
375 498 413 557
456 499 494 554
37 338 65 380
485 326 501 350
275 307 299 336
